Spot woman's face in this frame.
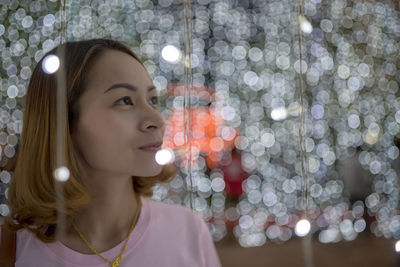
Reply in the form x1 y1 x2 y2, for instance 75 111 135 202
71 49 165 178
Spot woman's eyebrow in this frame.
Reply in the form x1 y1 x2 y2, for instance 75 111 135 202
104 83 156 94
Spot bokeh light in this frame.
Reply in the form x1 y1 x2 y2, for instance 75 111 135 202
41 54 60 74
395 240 400 253
1 0 400 248
155 148 175 165
161 45 181 63
295 219 311 237
53 166 70 182
298 15 313 34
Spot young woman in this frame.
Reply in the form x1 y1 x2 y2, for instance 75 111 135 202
0 39 221 267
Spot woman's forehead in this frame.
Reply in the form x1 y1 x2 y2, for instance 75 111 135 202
85 49 153 94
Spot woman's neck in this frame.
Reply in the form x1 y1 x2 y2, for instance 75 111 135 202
61 173 139 254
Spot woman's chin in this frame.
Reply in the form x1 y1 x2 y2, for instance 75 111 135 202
134 164 163 177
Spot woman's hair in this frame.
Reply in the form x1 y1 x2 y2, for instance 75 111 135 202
4 39 177 242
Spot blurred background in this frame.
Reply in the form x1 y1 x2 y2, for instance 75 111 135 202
1 0 400 266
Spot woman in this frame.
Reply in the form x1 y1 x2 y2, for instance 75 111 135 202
0 39 221 267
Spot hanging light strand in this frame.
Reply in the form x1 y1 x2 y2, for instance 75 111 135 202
182 0 194 210
296 1 314 267
60 0 67 43
296 0 309 217
55 0 68 171
54 0 68 241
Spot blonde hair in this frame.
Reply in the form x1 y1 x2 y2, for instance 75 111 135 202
4 39 176 242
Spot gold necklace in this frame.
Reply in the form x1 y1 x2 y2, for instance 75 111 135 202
71 195 141 267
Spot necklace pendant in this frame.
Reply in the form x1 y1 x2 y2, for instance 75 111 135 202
111 256 121 267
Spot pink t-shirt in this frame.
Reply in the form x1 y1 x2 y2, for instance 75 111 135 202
10 197 222 267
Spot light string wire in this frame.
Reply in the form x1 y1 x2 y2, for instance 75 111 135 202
60 0 67 43
296 1 314 267
296 0 309 220
55 0 68 242
182 0 194 210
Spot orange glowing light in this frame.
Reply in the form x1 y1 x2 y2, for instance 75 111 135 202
162 83 238 168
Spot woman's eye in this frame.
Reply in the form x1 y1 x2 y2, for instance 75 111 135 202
149 96 158 105
115 96 133 106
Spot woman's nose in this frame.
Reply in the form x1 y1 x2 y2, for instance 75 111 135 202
139 110 165 132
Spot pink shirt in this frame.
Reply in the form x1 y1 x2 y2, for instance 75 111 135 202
11 197 222 267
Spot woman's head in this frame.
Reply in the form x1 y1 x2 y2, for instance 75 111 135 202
5 39 176 241
71 44 166 178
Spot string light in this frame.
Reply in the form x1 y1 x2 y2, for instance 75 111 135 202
270 107 288 121
53 166 70 182
41 54 60 74
298 15 313 34
1 0 400 247
161 45 182 63
395 240 400 253
155 148 175 165
295 219 311 237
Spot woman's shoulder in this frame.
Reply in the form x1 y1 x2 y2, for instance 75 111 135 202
146 197 195 215
0 223 36 247
145 198 205 226
144 198 214 246
0 224 32 243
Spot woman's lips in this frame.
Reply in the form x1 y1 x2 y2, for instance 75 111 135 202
139 142 162 151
